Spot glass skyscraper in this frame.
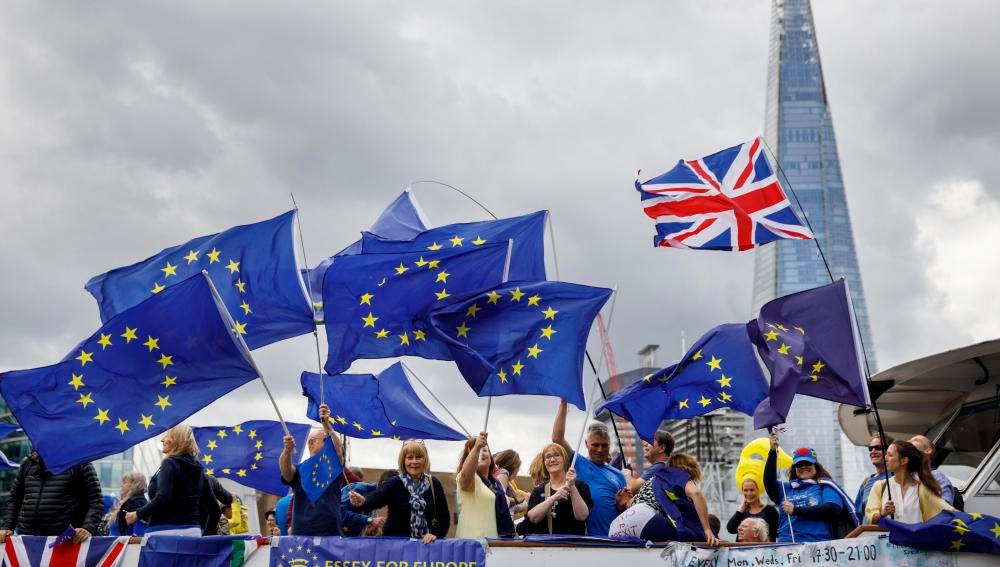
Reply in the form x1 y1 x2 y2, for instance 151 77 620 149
752 0 877 490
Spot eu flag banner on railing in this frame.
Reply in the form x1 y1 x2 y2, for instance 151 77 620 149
0 273 258 473
428 281 611 410
597 323 767 441
636 138 812 251
85 210 314 350
751 278 870 429
192 420 311 496
4 535 130 567
360 210 548 282
322 243 509 374
270 536 486 567
880 510 1000 555
301 363 466 441
305 190 431 312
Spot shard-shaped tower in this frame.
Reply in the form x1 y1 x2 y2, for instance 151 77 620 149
752 0 877 486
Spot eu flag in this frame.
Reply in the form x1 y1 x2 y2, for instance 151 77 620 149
597 324 768 441
301 363 466 441
192 420 311 496
751 278 870 429
428 281 611 410
0 273 258 473
322 243 509 374
298 435 343 503
305 190 431 311
85 210 314 350
360 210 547 282
879 510 1000 555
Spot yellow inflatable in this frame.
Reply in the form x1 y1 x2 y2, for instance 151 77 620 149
735 437 792 497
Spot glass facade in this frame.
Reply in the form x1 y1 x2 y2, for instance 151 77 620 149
751 0 877 490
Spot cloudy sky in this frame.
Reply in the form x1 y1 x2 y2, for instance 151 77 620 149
2 0 998 473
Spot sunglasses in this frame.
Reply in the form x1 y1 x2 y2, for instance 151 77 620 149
793 461 815 469
868 445 887 452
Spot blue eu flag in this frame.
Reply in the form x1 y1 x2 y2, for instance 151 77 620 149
322 243 509 374
360 210 547 282
298 435 343 504
428 281 611 410
305 190 431 311
880 510 1000 555
85 210 315 350
597 324 768 441
751 278 870 429
192 420 311 496
0 273 258 473
302 363 466 441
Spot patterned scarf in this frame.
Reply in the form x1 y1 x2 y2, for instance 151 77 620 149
400 473 430 538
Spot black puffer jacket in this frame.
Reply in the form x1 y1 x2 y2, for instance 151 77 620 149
138 454 218 529
1 452 103 535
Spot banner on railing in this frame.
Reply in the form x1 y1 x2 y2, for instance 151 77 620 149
269 536 486 567
662 535 956 567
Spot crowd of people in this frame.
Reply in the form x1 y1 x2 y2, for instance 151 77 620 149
0 402 959 546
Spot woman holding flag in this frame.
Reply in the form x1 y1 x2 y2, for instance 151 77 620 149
864 441 953 524
764 430 857 542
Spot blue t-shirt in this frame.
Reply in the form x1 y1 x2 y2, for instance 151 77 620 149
283 470 343 536
571 451 626 536
777 480 842 542
640 461 667 482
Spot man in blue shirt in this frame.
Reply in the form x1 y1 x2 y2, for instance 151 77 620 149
853 435 892 523
279 403 343 536
627 430 672 493
552 400 626 536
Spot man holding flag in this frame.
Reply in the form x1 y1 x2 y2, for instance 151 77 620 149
279 403 343 536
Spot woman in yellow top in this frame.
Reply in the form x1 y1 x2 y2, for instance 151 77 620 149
865 441 954 524
455 432 515 538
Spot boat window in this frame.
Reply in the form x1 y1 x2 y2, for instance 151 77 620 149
932 398 1000 490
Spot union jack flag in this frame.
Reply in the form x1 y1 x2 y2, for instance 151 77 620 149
636 138 813 251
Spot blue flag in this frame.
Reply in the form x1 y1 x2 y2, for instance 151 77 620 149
271 535 486 567
751 278 870 429
305 190 431 311
137 534 264 567
322 243 509 374
85 210 314 350
301 363 466 441
192 420 311 496
879 510 1000 555
360 210 547 282
428 281 611 410
298 435 343 503
597 323 768 441
0 273 258 473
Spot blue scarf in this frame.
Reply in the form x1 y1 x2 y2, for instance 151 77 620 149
400 473 430 538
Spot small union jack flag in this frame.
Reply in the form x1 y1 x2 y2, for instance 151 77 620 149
636 137 813 251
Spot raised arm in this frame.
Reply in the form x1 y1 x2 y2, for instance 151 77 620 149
685 480 719 546
457 432 487 491
551 400 571 454
764 431 782 505
279 435 297 483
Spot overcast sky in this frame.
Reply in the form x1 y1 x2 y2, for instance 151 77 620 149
2 0 999 473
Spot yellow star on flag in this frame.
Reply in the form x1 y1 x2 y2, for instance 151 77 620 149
255 452 263 461
466 304 481 317
527 344 543 359
359 293 374 305
139 414 154 429
237 469 247 477
76 392 94 408
97 333 113 349
94 408 110 426
414 257 428 267
206 248 221 263
540 325 557 340
206 468 215 476
950 540 964 551
157 354 173 368
763 330 779 342
255 440 263 449
435 271 450 283
76 350 93 366
217 429 228 439
248 430 257 439
449 235 464 247
810 375 819 382
233 424 243 435
990 522 1000 538
121 327 138 343
793 326 806 334
353 422 364 431
954 524 970 535
361 312 378 328
698 396 712 407
678 399 689 409
161 262 178 277
486 291 501 304
511 360 524 375
777 343 791 355
413 329 426 341
542 306 558 320
161 376 177 387
716 375 732 388
155 395 171 411
235 279 246 293
143 336 159 352
795 355 804 366
114 419 130 435
776 324 789 332
527 295 541 307
68 373 85 390
718 391 733 403
510 288 524 301
225 259 240 274
151 282 166 294
394 263 409 275
435 289 450 301
240 302 252 315
456 322 470 338
184 250 199 263
399 332 410 346
426 260 440 269
375 328 389 339
497 369 508 383
222 468 231 475
812 360 825 373
427 242 443 251
371 430 383 437
203 454 213 464
472 236 487 245
706 355 722 371
691 350 703 360
207 440 218 450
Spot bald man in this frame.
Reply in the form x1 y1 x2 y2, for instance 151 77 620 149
909 435 956 505
280 403 344 535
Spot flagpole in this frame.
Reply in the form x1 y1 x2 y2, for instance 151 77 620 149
400 361 473 437
571 374 604 470
480 239 515 439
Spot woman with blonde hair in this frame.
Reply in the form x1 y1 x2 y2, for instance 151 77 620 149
107 471 148 536
865 441 954 524
668 453 702 483
125 425 219 536
518 443 591 535
349 440 449 543
454 432 515 538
